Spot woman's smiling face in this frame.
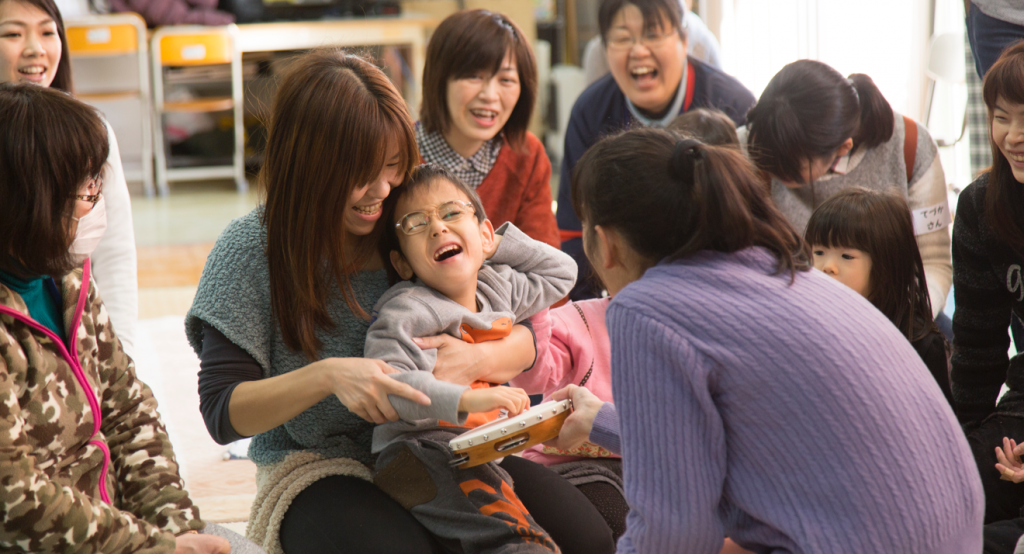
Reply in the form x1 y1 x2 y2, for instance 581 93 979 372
443 50 521 158
343 141 403 237
993 96 1024 184
0 0 60 87
604 3 686 115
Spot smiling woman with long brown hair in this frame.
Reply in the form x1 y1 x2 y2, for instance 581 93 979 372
184 49 543 554
950 41 1024 541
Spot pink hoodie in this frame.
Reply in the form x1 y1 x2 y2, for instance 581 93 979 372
511 297 619 465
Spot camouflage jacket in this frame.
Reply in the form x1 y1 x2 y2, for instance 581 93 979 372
0 260 203 553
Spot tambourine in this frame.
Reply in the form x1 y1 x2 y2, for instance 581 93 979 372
448 399 573 468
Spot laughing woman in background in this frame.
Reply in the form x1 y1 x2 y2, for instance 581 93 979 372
0 0 138 356
554 0 754 299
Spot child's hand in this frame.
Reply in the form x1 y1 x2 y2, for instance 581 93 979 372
995 436 1024 483
458 386 529 415
484 234 503 260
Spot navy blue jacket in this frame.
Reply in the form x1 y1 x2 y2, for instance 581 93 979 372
556 56 755 299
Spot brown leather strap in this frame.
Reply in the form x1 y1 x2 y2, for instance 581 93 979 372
903 115 917 183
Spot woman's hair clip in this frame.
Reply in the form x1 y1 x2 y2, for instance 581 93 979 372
669 138 704 181
847 77 859 102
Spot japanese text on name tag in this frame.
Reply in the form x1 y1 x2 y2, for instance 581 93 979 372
912 201 950 236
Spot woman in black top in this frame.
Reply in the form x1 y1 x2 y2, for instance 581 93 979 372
951 41 1024 538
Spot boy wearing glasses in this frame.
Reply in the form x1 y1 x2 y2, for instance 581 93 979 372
366 163 576 553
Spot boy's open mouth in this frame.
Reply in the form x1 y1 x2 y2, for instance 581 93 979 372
434 244 463 261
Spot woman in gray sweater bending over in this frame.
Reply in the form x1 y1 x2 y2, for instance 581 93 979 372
740 60 952 321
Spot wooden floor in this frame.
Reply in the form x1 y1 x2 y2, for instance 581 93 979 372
138 243 215 288
135 315 257 524
135 234 255 523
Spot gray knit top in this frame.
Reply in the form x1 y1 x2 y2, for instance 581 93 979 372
185 208 390 467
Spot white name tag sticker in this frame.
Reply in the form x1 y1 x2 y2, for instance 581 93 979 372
912 201 951 236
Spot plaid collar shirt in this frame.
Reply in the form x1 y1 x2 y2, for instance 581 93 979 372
416 124 502 189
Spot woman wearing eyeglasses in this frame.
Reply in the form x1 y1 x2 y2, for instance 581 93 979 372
0 82 258 554
0 0 139 357
554 0 755 300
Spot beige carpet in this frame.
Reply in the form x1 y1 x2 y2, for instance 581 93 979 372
134 315 257 524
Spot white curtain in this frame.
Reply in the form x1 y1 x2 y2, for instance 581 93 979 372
712 0 931 122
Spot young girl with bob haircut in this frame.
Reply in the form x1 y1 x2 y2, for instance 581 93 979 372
0 0 139 356
0 82 267 554
805 187 951 405
185 49 557 554
555 127 982 553
742 60 952 320
950 40 1024 531
418 9 559 248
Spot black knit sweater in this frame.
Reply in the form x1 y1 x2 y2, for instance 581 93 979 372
951 173 1024 427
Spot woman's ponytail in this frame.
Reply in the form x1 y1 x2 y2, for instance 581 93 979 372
848 73 894 149
571 127 810 278
747 61 896 182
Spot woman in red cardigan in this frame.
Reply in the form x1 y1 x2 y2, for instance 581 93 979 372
417 9 559 249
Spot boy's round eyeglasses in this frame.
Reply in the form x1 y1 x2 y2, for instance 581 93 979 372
396 201 476 236
606 29 676 51
77 174 103 205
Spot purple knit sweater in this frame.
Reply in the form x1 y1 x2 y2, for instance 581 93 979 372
604 247 982 554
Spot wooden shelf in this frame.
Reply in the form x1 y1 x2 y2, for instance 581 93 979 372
78 91 141 103
161 96 234 113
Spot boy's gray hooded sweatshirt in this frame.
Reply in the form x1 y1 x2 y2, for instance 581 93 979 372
366 222 577 452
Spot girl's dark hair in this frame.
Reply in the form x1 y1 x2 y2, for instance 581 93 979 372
420 9 537 151
3 0 74 92
746 60 894 184
598 0 686 43
0 82 108 278
982 40 1024 254
571 127 811 277
261 49 418 360
805 187 936 342
380 163 486 285
667 107 739 147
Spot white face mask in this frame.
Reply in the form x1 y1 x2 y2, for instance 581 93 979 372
70 196 107 263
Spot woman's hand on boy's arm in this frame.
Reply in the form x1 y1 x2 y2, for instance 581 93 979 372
995 436 1024 483
458 386 530 415
416 324 536 386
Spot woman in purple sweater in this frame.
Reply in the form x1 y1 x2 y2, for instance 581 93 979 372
547 128 984 553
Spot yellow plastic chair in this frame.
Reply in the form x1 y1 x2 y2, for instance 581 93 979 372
66 13 155 196
151 25 245 196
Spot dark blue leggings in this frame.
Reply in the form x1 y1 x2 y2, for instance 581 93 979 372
967 3 1024 78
